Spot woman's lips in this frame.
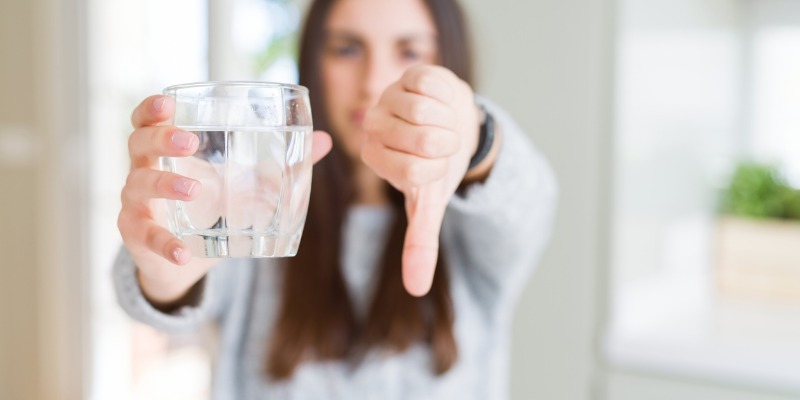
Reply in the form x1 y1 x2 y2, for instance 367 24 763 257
352 110 365 126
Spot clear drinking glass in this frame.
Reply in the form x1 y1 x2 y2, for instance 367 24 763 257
161 81 313 257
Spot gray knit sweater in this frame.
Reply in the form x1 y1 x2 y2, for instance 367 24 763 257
113 98 558 400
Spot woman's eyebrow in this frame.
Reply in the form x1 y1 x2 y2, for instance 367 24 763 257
324 30 365 45
326 30 435 45
397 35 436 46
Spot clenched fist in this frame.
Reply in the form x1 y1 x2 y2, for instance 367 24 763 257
360 65 483 297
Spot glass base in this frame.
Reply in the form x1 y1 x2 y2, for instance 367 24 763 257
180 232 303 258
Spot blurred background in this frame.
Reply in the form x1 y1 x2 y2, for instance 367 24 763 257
1 0 799 399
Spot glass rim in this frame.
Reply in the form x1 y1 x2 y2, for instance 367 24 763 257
163 81 308 95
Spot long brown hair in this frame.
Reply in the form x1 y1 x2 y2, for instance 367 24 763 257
266 0 474 380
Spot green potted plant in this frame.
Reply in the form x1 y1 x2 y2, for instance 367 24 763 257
716 162 800 301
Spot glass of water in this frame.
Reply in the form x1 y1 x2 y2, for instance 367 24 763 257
161 81 313 258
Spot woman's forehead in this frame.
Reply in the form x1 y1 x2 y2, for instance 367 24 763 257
325 0 437 39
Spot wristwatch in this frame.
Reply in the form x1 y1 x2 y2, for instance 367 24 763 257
468 104 495 170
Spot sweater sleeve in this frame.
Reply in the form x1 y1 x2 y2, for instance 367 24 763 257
442 97 558 309
112 246 236 334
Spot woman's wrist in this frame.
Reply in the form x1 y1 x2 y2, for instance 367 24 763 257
137 267 207 312
134 259 211 311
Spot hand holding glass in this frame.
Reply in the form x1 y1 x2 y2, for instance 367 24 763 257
161 82 313 258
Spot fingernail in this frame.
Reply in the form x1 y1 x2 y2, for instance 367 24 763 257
153 96 167 112
173 178 197 196
171 130 196 150
172 247 188 264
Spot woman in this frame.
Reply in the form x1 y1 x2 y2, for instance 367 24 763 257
114 0 557 398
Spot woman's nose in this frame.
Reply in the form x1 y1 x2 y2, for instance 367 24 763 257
362 53 400 101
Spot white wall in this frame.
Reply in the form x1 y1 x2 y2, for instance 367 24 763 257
460 0 614 398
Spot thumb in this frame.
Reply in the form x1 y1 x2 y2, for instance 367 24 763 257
402 188 447 297
311 130 333 165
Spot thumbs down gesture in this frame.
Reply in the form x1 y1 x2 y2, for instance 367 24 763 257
361 65 482 297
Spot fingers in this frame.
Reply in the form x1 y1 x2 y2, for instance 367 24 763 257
311 130 333 164
129 125 199 168
118 211 191 265
400 65 458 104
364 108 459 159
144 220 192 265
361 137 448 191
402 189 447 297
131 95 175 129
122 168 201 209
144 222 192 265
382 85 457 128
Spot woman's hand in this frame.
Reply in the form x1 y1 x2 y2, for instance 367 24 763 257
361 65 493 297
118 95 333 306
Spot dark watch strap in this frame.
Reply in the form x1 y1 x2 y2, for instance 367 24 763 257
468 105 495 170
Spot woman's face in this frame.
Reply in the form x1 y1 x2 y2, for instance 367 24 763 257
321 0 438 162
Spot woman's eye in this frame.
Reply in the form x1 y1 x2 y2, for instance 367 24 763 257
332 45 360 57
401 49 421 61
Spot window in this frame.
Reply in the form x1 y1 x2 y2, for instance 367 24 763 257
750 2 800 183
606 0 800 394
87 0 300 398
88 1 208 398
